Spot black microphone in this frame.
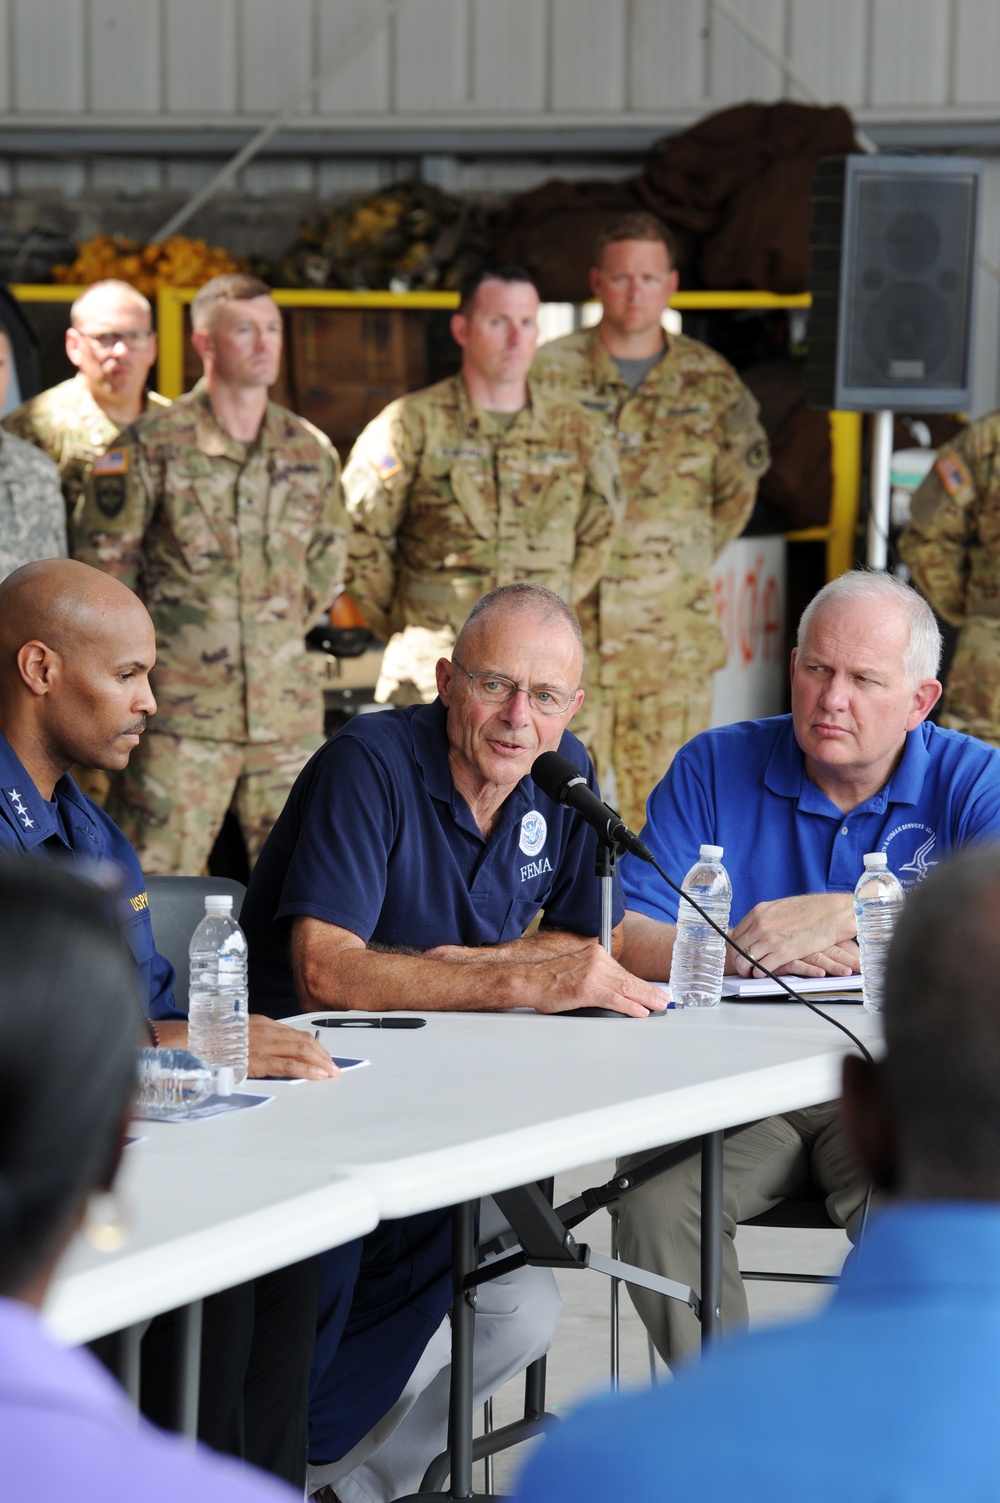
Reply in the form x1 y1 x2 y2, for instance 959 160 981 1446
531 751 653 863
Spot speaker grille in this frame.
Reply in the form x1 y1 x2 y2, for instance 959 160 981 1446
844 175 976 394
805 155 981 412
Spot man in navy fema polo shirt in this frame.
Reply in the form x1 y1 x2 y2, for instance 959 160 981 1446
242 580 665 1501
614 570 1000 1369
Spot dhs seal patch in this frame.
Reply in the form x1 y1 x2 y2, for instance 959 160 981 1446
519 810 547 858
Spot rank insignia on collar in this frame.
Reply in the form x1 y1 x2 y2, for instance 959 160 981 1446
3 785 35 830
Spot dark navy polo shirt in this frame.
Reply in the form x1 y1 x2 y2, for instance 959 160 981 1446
0 731 179 1020
624 714 1000 926
244 701 623 1018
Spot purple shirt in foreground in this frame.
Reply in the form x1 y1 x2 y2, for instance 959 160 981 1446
0 1296 293 1501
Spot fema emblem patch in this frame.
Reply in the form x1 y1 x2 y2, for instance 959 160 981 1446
519 810 547 857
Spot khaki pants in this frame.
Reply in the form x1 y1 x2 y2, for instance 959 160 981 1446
106 729 323 876
571 669 715 833
615 1103 869 1367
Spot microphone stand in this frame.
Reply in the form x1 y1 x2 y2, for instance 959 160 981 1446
596 829 630 954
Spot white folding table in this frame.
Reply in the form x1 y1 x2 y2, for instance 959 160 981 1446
43 1001 879 1489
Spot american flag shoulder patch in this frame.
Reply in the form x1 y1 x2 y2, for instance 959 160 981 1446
935 451 971 497
92 448 129 476
374 450 402 481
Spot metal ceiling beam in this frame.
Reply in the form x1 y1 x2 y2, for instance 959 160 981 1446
0 120 998 161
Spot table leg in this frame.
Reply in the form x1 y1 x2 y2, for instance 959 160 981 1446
446 1201 477 1500
173 1299 204 1440
700 1130 723 1347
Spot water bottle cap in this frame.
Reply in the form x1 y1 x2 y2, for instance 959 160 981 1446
699 844 724 860
204 894 234 913
863 852 888 869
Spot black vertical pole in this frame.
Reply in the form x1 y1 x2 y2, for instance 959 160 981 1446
447 1201 477 1498
700 1130 724 1346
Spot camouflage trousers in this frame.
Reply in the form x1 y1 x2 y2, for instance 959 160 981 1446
571 665 714 834
937 617 1000 748
375 624 457 706
106 729 324 876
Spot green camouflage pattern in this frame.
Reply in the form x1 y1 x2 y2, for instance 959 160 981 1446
0 429 67 581
106 728 324 875
73 378 347 745
342 372 622 703
532 327 768 821
3 373 170 523
900 412 1000 746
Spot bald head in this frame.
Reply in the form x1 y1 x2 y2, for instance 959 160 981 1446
66 281 157 420
0 559 148 670
455 583 583 669
69 280 151 328
0 560 156 793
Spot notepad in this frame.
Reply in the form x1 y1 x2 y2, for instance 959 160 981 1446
721 973 864 1000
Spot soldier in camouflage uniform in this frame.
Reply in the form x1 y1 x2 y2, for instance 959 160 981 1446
899 413 1000 746
0 320 66 579
533 214 770 830
343 263 621 706
74 274 347 875
4 279 168 524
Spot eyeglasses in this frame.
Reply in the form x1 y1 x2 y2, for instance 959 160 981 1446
77 329 153 351
450 655 578 715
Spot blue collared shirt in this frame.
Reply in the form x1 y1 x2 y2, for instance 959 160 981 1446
0 731 178 1019
0 1297 293 1500
244 700 622 1017
514 1202 1000 1502
623 714 1000 925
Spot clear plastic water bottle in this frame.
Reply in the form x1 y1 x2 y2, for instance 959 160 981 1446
135 1047 216 1119
187 894 249 1085
853 852 905 1015
669 844 733 1008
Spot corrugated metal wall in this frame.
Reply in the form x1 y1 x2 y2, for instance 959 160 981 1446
1 0 997 127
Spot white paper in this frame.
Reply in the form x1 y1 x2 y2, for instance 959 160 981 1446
721 973 864 998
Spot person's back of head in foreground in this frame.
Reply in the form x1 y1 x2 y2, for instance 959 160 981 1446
513 842 1000 1503
0 855 293 1500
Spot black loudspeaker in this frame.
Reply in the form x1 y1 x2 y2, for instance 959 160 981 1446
804 154 982 411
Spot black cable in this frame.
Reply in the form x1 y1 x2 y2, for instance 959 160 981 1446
650 857 875 1065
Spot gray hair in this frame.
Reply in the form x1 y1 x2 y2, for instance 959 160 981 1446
456 583 583 654
884 843 1000 1198
797 570 941 686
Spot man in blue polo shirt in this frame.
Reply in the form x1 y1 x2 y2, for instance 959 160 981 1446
242 580 664 1501
614 570 1000 1366
515 843 1000 1502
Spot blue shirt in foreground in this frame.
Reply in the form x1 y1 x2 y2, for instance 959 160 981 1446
0 1297 293 1502
624 715 1000 926
244 700 622 1017
514 1202 1000 1503
0 730 178 1019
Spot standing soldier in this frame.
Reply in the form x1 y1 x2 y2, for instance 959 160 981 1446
899 414 1000 747
4 279 167 523
74 273 347 875
533 214 770 830
343 262 621 706
0 320 66 579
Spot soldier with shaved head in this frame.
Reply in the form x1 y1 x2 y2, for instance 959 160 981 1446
73 274 349 876
533 212 769 829
4 279 167 524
